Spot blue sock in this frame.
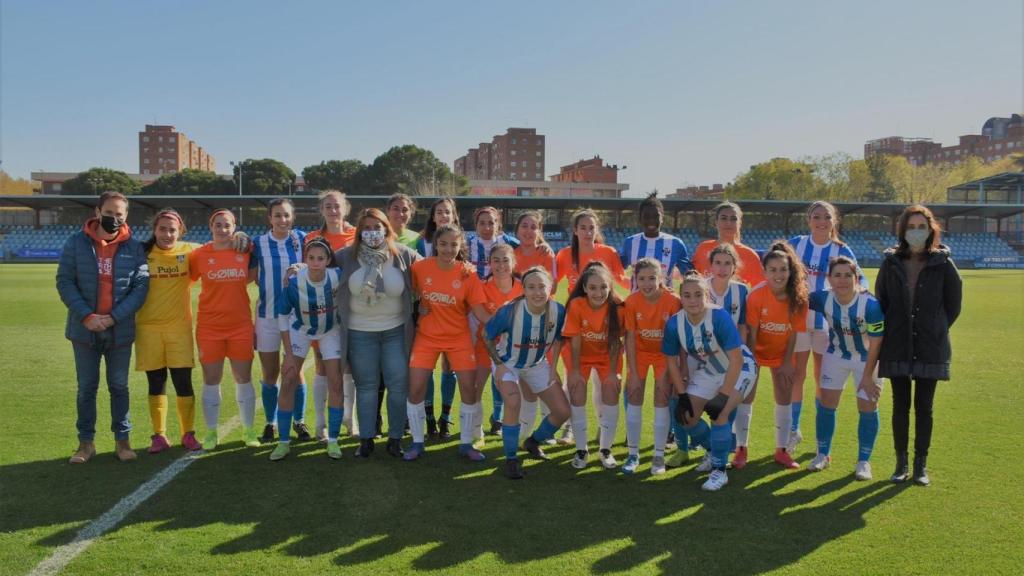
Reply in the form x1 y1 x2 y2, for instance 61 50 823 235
425 375 436 421
502 424 521 460
791 400 803 432
277 410 293 442
440 371 457 421
815 399 836 456
710 423 732 470
668 396 690 450
684 419 711 451
490 377 503 422
858 410 880 461
532 416 560 443
293 383 307 422
261 381 278 426
328 407 343 441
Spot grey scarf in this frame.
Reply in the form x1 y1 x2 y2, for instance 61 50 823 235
357 242 390 306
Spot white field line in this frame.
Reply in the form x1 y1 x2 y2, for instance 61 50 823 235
28 416 241 576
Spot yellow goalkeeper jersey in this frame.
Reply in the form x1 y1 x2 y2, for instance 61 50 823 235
136 242 195 331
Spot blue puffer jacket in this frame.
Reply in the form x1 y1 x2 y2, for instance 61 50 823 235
55 223 150 347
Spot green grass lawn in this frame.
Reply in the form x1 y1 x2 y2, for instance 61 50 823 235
1 264 1022 575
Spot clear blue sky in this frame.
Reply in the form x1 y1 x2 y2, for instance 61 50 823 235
1 0 1020 196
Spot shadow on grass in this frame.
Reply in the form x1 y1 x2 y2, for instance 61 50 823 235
3 433 908 574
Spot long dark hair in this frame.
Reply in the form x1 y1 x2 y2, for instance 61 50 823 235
143 208 187 254
433 223 468 262
567 261 621 341
515 210 552 253
570 209 604 274
761 241 808 316
422 197 460 244
894 204 942 257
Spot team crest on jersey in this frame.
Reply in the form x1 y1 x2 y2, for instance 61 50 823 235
452 279 461 289
636 312 643 321
582 319 589 327
176 255 186 263
235 254 246 263
425 277 433 286
662 247 672 258
208 258 216 265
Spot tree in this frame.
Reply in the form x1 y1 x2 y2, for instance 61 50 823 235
141 169 234 196
865 154 898 202
728 157 818 200
62 167 141 195
0 171 36 195
366 145 468 196
301 159 368 194
232 159 296 196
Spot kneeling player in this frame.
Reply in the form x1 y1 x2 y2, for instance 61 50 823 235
663 272 757 491
806 257 884 480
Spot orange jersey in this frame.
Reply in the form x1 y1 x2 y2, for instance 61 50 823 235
411 257 486 342
514 246 556 279
481 278 523 315
555 244 627 294
562 297 625 360
305 227 355 252
692 239 765 287
624 289 682 355
188 243 253 337
745 283 807 367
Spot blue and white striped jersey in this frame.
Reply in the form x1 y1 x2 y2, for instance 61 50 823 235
277 267 341 336
416 237 433 258
252 229 306 318
708 280 749 327
620 232 691 290
808 289 884 362
485 299 565 369
662 307 753 376
465 232 520 279
788 235 861 330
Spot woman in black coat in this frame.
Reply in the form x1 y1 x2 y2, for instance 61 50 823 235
874 204 962 486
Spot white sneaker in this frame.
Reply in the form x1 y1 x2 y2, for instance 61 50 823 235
702 469 729 491
315 426 327 443
807 453 831 472
855 460 873 481
557 426 575 446
571 449 589 469
650 455 666 476
787 429 804 453
622 453 640 474
695 452 714 472
599 449 618 469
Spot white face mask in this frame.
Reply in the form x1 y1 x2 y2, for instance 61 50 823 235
905 229 929 250
361 230 386 248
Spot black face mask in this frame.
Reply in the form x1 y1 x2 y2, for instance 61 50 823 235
100 215 124 234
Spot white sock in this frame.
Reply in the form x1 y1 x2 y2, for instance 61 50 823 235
653 406 669 457
519 398 538 436
600 403 619 451
774 404 792 449
202 384 221 430
571 405 588 451
474 403 485 441
235 382 256 428
591 372 604 430
460 402 476 445
626 404 643 455
734 403 753 447
408 400 426 443
343 373 357 435
313 374 328 430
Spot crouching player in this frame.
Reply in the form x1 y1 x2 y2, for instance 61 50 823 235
806 256 884 480
270 239 345 461
663 271 757 491
484 266 570 479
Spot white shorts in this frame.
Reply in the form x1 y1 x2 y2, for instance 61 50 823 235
687 361 757 402
288 327 342 361
497 359 555 394
820 354 883 402
795 329 829 354
256 315 284 353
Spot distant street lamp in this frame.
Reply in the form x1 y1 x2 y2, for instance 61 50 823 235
230 160 245 226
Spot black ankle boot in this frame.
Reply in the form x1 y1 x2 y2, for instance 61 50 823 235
891 452 909 483
355 438 374 458
386 438 403 457
913 455 930 486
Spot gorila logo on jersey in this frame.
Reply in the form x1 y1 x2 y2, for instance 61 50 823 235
422 291 456 305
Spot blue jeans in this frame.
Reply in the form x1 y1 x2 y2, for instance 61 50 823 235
72 335 133 442
348 325 408 440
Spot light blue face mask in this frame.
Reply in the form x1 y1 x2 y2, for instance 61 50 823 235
905 229 929 249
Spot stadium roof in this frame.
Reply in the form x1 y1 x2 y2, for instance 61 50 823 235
2 195 1024 221
947 172 1024 194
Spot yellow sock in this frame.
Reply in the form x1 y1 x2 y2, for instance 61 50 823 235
149 395 168 436
176 396 196 434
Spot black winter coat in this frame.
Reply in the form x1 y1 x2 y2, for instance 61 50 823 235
874 246 962 380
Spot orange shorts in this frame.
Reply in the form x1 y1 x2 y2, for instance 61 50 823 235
410 336 477 372
634 352 667 381
475 339 492 369
559 346 621 382
197 334 254 364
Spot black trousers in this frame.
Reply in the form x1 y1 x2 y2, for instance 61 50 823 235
890 377 937 458
146 367 194 397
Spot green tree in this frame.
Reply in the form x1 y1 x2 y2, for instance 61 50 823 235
62 167 141 195
366 145 468 196
301 159 368 194
865 154 898 202
728 157 818 200
141 169 234 196
232 159 296 196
